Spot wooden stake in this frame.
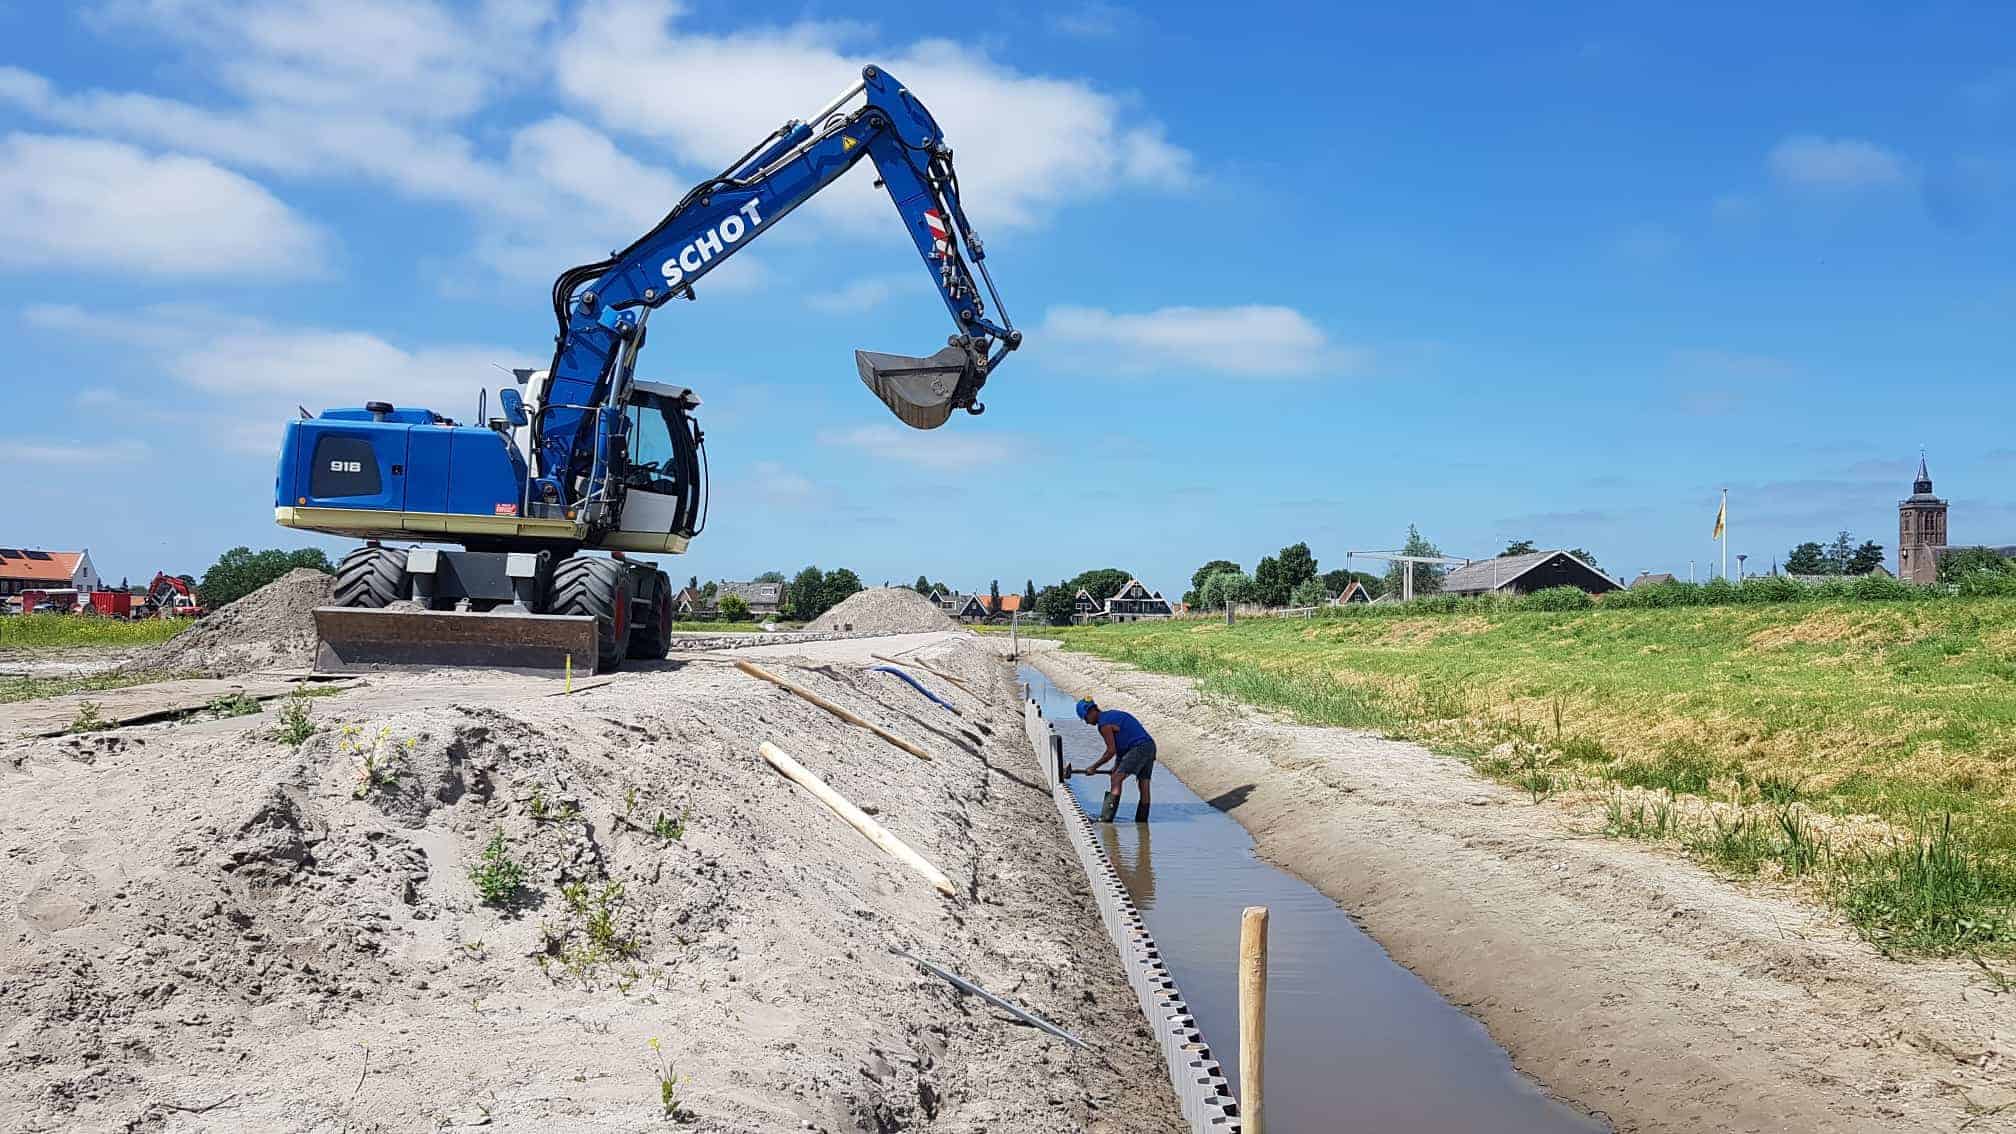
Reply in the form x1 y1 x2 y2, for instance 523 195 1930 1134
759 741 955 897
736 659 934 761
1239 905 1269 1133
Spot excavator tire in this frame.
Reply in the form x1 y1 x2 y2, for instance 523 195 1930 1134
552 556 632 672
627 570 672 660
332 546 409 608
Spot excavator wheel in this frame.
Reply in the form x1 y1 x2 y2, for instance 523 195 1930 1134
333 546 409 608
626 571 673 660
551 556 632 672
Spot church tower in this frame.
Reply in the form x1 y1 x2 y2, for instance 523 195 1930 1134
1898 453 1947 585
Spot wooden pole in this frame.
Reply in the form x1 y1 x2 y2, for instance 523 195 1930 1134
759 741 956 897
1239 905 1269 1133
736 659 934 761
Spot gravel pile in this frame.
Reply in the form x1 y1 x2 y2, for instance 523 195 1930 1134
134 567 334 675
806 585 961 634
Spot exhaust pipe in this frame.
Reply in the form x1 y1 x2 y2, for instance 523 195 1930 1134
855 345 983 430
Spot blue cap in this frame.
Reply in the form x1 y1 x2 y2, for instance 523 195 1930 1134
1074 698 1096 721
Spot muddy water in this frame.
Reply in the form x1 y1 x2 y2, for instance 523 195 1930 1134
1022 665 1604 1133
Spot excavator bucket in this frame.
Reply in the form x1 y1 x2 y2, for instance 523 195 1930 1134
855 346 975 430
312 607 599 677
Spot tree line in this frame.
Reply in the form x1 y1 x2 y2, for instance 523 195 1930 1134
1180 530 1607 610
1782 531 1885 576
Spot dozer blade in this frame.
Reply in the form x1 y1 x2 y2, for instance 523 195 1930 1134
856 346 975 430
312 607 599 677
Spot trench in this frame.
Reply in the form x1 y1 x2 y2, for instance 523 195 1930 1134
1021 664 1606 1133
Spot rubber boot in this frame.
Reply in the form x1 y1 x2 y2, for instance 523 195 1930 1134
1098 791 1120 823
1134 799 1150 823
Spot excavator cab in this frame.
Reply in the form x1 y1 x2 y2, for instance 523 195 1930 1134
609 380 706 553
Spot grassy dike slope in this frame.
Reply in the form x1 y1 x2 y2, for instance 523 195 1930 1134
1041 596 2016 954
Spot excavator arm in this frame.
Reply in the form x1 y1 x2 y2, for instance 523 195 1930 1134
532 65 1020 518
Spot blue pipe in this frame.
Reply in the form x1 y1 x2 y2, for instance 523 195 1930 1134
871 665 954 711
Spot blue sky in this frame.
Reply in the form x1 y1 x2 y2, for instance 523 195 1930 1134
2 1 2012 596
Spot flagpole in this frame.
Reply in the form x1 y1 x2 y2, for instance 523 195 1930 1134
1721 488 1729 580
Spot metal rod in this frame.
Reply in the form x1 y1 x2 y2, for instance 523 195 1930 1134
890 948 1086 1048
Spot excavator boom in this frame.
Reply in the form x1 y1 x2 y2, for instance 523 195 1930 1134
533 65 1019 520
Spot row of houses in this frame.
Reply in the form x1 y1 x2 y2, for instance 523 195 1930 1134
672 580 788 620
927 586 1027 623
928 578 1181 624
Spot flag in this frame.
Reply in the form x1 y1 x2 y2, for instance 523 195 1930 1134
1712 494 1726 541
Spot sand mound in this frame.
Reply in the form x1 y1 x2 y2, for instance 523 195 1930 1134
3 634 1184 1131
135 567 334 675
806 585 960 633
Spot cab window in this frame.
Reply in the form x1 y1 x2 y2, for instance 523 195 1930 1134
625 400 681 494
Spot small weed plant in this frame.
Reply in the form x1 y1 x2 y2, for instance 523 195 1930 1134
1604 791 1675 840
345 724 414 798
647 1037 682 1120
468 829 527 907
529 785 581 822
539 880 642 986
205 691 263 718
650 809 686 841
69 699 111 733
274 689 318 746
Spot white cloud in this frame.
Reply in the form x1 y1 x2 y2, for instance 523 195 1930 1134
3 1 1178 297
23 303 527 455
1038 304 1352 378
1768 135 1908 190
806 277 910 314
816 424 1022 471
0 133 324 276
552 1 1192 231
89 0 555 122
749 459 819 507
0 437 149 464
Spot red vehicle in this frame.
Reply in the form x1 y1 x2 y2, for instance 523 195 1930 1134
86 590 134 618
142 573 205 618
19 588 80 613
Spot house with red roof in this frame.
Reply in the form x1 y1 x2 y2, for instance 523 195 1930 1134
0 547 99 600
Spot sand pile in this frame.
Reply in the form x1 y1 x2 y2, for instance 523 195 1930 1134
136 567 334 675
2 634 1184 1132
807 585 961 633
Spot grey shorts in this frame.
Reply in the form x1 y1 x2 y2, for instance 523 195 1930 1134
1114 739 1156 780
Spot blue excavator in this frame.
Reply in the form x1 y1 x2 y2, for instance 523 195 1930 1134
273 67 1018 672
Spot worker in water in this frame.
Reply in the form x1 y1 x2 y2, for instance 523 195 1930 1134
1076 698 1154 823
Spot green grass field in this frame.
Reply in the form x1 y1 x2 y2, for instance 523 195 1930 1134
1040 598 2016 954
0 614 187 650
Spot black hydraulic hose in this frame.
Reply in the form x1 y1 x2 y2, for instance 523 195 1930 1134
694 430 709 537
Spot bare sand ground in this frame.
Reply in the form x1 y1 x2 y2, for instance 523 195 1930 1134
1 632 1183 1133
1025 642 2016 1134
0 648 145 679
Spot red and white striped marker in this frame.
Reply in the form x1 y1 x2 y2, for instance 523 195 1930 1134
924 209 950 259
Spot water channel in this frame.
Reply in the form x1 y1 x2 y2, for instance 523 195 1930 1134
1020 664 1605 1133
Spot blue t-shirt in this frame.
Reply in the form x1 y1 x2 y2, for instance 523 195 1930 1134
1097 709 1151 752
